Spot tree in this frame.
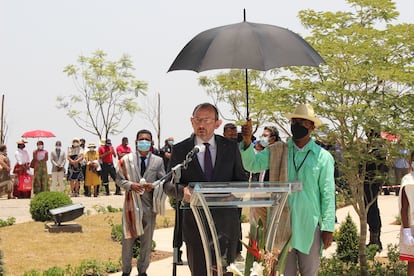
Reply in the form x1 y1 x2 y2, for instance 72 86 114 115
58 50 148 140
197 0 413 273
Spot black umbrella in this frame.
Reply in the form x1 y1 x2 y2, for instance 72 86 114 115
168 10 325 119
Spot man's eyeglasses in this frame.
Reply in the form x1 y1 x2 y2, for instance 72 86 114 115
192 117 216 124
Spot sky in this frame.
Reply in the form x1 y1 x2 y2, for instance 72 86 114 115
0 0 412 167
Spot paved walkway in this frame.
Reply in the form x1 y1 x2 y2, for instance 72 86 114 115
0 194 401 275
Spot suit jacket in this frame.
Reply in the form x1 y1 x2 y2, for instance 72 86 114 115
163 134 247 273
164 134 247 198
50 148 66 172
117 152 165 212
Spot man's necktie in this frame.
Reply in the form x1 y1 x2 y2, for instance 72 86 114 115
140 156 146 176
203 143 213 181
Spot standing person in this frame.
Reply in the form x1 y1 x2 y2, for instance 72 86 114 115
223 122 244 262
223 123 238 141
160 136 185 264
116 137 132 160
399 151 414 275
159 137 174 170
31 140 49 194
67 138 84 197
13 139 31 198
80 138 88 196
163 103 248 276
250 125 281 182
50 140 66 192
116 129 166 276
364 129 388 251
0 144 13 199
394 146 409 191
240 103 335 276
99 138 121 195
84 142 101 197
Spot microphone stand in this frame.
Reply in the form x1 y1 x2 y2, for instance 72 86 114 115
171 151 196 276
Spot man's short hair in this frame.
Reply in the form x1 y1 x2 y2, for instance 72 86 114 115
192 103 219 120
264 126 281 141
224 123 237 131
136 129 152 140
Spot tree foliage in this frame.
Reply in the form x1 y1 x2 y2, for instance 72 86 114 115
58 50 147 140
198 0 413 273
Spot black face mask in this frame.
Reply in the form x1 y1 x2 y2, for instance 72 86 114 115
291 124 309 139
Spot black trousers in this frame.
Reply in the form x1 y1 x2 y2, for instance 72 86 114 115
364 182 382 232
100 162 120 194
183 208 240 276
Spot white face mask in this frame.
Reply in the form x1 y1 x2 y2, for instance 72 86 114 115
56 146 61 150
260 136 269 147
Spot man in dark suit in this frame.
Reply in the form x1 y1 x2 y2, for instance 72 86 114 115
164 103 248 276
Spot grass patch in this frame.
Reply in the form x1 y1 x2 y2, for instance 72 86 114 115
0 209 176 275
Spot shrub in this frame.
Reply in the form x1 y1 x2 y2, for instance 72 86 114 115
23 270 40 276
336 213 359 263
0 250 5 275
67 259 106 275
0 217 16 227
29 191 72 222
42 266 65 276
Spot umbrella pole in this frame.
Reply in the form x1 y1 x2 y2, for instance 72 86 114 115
245 68 249 119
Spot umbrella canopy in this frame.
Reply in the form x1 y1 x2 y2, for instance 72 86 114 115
22 129 56 138
380 131 400 142
168 11 324 118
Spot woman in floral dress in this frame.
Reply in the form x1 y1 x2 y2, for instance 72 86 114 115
31 140 49 194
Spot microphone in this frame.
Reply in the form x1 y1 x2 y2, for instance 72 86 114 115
186 144 206 159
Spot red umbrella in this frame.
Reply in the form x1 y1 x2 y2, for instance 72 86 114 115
22 129 56 138
380 131 400 142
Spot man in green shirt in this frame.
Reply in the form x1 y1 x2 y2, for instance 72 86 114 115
240 103 335 276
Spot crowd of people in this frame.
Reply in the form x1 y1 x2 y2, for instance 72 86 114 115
1 101 413 276
0 136 162 200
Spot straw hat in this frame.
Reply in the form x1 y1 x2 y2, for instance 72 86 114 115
16 139 28 144
285 103 323 127
72 137 80 143
87 142 96 148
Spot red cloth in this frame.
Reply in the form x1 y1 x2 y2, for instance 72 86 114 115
18 174 32 191
116 144 132 159
99 145 114 163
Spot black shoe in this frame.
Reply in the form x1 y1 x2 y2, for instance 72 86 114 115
115 192 123 195
138 273 147 276
106 192 110 196
121 273 129 276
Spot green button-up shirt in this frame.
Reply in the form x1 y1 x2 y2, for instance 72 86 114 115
240 138 335 254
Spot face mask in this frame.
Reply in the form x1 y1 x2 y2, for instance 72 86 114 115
37 145 43 150
260 136 269 147
56 146 61 150
412 162 414 168
168 141 174 146
291 124 309 140
137 140 151 152
73 142 79 147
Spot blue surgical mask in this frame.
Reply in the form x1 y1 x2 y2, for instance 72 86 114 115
137 140 151 151
412 161 414 168
260 136 269 147
168 141 174 146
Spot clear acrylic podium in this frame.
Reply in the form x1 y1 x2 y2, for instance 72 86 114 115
188 181 302 276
